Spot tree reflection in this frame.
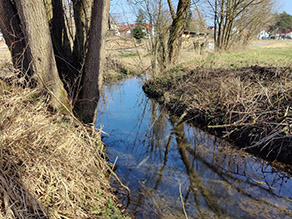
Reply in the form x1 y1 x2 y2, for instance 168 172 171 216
171 118 227 217
170 116 292 218
97 79 292 218
128 100 292 218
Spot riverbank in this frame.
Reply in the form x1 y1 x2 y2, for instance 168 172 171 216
143 65 292 165
0 81 128 218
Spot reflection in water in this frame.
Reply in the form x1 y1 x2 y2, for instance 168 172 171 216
95 78 292 218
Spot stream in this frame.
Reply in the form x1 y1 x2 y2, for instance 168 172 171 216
95 77 292 218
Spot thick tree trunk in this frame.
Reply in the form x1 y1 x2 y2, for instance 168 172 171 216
15 0 68 110
0 0 32 80
167 0 190 66
51 0 74 86
76 0 110 123
72 0 93 71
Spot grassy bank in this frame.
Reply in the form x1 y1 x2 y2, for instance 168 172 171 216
0 81 127 218
104 57 140 83
104 36 149 83
143 46 292 165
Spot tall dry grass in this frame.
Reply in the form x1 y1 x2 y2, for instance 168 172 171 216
144 66 292 163
0 82 114 218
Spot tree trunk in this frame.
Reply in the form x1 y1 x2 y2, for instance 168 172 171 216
15 0 68 110
167 0 190 66
214 0 218 46
217 0 225 50
72 0 93 71
0 0 32 80
76 0 110 123
51 0 74 86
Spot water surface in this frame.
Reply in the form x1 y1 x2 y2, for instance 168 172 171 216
95 77 292 218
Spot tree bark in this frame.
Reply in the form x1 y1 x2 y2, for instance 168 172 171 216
15 0 68 110
76 0 110 123
167 0 190 66
0 0 32 80
72 0 93 71
51 0 74 86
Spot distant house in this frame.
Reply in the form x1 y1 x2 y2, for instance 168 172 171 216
109 23 120 36
258 30 269 40
118 23 152 37
119 23 151 32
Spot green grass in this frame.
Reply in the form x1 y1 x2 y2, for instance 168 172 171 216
103 198 130 219
183 46 292 69
218 47 292 67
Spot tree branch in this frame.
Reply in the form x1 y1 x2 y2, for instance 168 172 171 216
167 0 176 20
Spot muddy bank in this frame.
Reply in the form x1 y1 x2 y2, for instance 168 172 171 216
143 66 292 165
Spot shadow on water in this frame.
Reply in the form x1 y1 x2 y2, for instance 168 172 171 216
95 77 292 218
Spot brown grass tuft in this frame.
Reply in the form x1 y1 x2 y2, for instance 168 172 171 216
0 82 114 218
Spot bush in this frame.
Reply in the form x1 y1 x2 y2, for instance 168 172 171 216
131 26 146 42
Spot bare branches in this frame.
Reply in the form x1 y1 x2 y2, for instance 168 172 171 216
209 0 275 50
167 0 176 20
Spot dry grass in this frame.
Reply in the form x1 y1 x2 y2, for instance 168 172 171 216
105 36 207 73
249 39 292 49
0 81 117 218
143 66 292 164
0 42 10 64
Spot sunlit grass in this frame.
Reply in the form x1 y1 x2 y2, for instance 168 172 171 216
182 40 292 69
217 47 292 67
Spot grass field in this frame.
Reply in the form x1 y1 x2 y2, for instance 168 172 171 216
210 46 292 68
180 40 292 69
105 37 292 79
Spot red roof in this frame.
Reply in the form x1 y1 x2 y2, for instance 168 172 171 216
119 23 151 32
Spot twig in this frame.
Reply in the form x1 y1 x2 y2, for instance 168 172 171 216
208 122 254 128
106 164 130 194
179 183 188 219
109 156 118 179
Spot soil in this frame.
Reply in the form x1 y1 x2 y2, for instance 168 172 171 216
143 66 292 165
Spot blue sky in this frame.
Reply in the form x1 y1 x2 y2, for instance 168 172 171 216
278 0 292 14
110 0 292 24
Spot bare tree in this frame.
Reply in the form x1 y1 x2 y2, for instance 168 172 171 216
235 0 274 46
0 0 110 123
129 0 191 70
206 0 275 50
135 0 171 73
